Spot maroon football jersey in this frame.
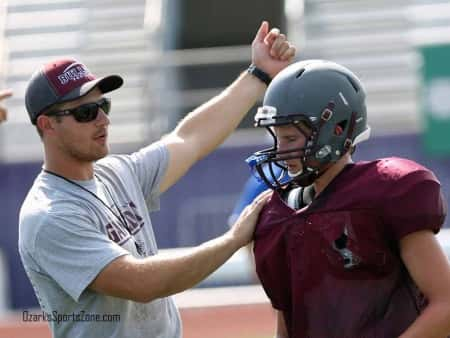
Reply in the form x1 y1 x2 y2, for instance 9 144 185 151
254 157 447 338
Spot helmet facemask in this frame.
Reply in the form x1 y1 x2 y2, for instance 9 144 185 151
247 103 349 189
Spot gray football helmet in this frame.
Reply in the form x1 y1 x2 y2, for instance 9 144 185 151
247 60 371 188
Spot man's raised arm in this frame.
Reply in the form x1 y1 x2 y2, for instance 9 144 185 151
159 21 296 193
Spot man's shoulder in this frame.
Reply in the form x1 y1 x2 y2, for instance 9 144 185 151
19 176 93 238
95 142 168 169
19 188 64 259
95 153 129 174
375 157 434 177
351 157 437 185
20 175 55 221
21 173 85 214
321 157 440 210
256 190 294 230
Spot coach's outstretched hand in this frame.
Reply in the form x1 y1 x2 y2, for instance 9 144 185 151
251 21 296 79
228 190 272 249
0 89 13 123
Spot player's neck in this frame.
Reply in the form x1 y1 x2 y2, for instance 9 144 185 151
44 149 94 181
313 154 353 197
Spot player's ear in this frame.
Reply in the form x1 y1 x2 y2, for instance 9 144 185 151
37 115 56 136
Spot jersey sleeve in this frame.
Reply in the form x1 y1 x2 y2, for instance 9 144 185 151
382 168 447 241
32 212 129 302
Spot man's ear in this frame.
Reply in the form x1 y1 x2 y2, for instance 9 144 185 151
36 115 55 135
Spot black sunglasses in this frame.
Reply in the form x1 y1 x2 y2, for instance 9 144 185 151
46 98 111 123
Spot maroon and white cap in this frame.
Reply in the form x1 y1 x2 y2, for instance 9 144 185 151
25 58 123 124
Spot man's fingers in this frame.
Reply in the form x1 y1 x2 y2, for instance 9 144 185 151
0 89 13 101
251 20 296 78
254 189 272 201
280 45 296 61
270 34 287 57
254 21 269 43
272 39 291 59
252 189 272 207
263 28 281 46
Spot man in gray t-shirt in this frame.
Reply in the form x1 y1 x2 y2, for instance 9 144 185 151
19 21 295 338
20 144 182 338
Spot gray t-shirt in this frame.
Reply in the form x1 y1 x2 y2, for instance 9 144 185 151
18 142 181 338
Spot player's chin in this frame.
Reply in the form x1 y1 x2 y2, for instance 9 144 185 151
287 165 303 177
90 144 109 161
97 146 109 160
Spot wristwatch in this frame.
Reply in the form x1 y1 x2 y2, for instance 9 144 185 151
247 64 272 86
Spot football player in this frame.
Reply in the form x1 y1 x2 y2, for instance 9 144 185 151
247 60 450 338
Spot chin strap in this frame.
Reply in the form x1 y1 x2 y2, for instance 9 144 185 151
293 169 319 187
293 160 334 187
343 112 357 153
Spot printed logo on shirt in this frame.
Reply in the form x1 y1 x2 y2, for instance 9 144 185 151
105 201 144 245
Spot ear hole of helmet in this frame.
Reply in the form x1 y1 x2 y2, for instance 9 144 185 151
296 69 306 79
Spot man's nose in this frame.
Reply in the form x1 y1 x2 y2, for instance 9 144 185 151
95 108 110 126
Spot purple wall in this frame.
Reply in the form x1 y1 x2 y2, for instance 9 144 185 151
2 133 449 309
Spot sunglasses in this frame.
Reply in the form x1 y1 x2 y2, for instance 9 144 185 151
46 98 111 123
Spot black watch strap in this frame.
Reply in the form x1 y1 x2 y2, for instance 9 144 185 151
247 64 272 86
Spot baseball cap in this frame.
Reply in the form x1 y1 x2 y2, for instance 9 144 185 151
25 58 124 124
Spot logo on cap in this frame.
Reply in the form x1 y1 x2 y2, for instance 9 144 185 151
57 63 92 85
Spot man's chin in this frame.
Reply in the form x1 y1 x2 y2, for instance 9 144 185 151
287 169 303 178
95 149 109 161
89 146 109 162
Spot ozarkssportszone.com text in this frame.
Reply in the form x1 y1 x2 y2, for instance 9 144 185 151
22 310 120 324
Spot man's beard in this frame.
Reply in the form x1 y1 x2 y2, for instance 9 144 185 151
61 139 109 163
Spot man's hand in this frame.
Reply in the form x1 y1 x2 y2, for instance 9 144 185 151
0 89 13 123
228 189 272 249
252 21 296 78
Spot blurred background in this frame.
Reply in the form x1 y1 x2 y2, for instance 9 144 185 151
0 0 450 337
